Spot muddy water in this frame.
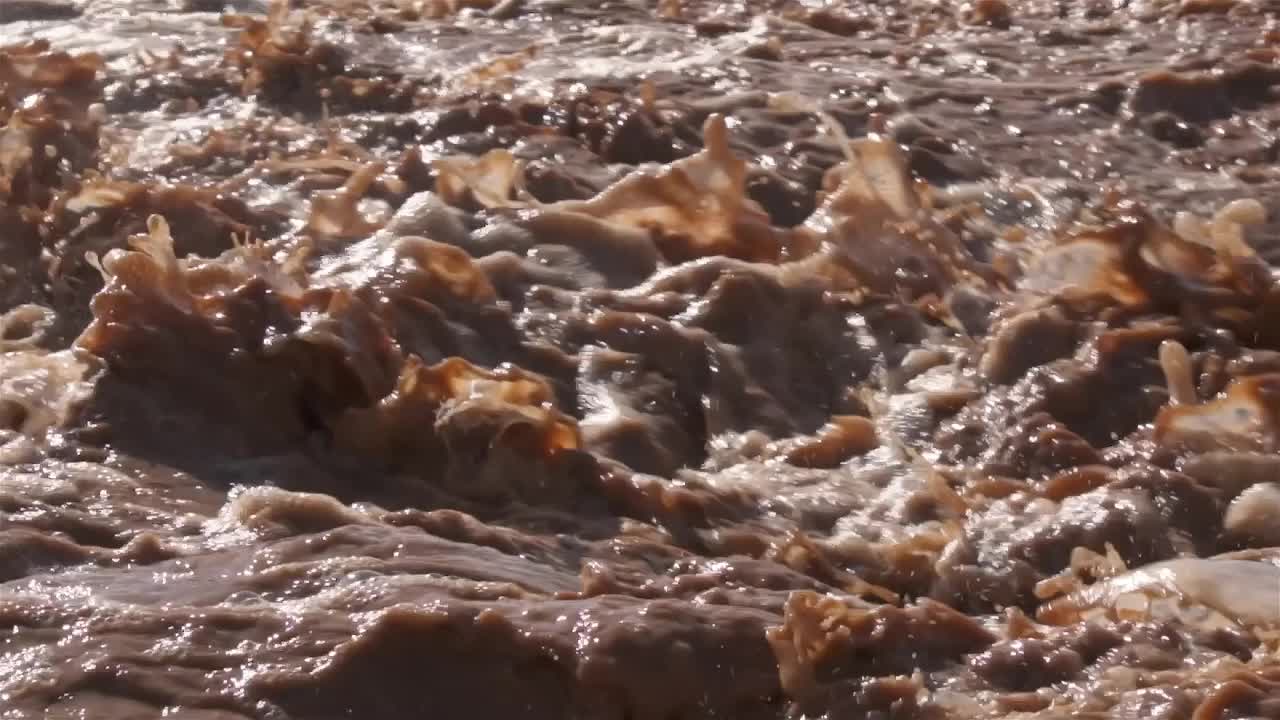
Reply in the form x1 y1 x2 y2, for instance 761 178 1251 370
2 0 1280 718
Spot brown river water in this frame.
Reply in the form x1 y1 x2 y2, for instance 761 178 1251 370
2 0 1280 717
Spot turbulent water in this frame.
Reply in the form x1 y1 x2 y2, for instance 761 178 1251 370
2 0 1280 718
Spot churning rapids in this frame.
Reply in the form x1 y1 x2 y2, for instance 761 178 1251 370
2 0 1280 718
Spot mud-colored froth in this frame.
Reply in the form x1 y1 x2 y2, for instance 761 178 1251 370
6 0 1280 717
